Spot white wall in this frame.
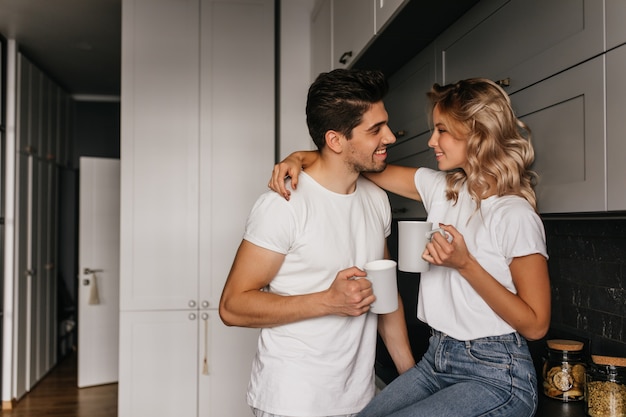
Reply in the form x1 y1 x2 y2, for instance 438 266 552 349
279 0 316 159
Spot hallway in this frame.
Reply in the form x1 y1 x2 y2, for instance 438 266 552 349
2 353 117 417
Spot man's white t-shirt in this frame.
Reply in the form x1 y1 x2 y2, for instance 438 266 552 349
414 168 548 341
244 172 392 416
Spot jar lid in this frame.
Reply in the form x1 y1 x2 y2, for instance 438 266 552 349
547 339 584 351
592 355 626 367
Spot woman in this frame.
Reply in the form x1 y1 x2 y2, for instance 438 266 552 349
269 78 551 417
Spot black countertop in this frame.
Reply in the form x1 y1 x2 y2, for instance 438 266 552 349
536 395 586 417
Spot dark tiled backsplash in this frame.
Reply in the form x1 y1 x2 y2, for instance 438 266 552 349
543 216 626 356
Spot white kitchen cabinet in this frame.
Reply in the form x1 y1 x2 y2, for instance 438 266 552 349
198 0 275 310
120 0 200 312
119 311 258 417
311 0 332 79
120 0 272 415
200 315 259 416
333 0 375 68
316 0 406 70
606 45 626 211
607 0 626 50
511 56 605 213
437 0 604 94
119 311 199 417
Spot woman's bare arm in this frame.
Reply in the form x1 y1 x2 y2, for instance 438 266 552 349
363 165 421 201
270 151 423 202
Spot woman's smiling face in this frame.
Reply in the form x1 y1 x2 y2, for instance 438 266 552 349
428 105 469 172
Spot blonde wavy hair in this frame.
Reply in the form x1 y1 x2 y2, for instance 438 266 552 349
427 78 538 211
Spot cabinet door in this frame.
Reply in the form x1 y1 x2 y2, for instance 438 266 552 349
375 0 408 33
607 45 626 211
120 0 200 311
311 0 332 79
511 57 605 213
386 131 435 219
386 44 436 146
606 0 626 50
333 0 375 68
119 311 199 417
438 0 603 93
199 314 259 416
199 0 275 308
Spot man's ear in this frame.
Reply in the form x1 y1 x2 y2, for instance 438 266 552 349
325 130 343 154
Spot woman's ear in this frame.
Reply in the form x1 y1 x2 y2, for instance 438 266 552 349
325 130 343 154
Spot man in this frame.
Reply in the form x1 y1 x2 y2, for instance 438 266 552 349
219 69 415 417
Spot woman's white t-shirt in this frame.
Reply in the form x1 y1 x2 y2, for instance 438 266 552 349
414 168 548 341
244 172 391 416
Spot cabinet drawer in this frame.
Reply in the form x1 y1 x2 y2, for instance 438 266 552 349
438 0 603 93
511 56 605 213
387 131 436 218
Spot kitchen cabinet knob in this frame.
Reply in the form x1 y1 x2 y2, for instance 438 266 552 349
189 313 197 320
201 313 209 320
201 300 209 308
339 51 353 65
188 300 196 308
495 78 510 87
395 130 406 138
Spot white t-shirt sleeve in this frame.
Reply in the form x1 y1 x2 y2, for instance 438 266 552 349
243 191 296 255
414 167 447 213
494 201 549 261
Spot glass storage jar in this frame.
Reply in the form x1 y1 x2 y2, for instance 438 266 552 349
585 355 626 417
542 339 586 401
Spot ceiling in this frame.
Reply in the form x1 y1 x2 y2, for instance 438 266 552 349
0 0 121 99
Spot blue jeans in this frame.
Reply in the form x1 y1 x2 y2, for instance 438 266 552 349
358 330 538 417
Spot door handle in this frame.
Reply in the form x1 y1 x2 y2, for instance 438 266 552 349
83 268 103 275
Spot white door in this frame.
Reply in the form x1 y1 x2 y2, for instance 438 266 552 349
78 157 120 388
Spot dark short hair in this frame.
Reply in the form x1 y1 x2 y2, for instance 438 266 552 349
306 69 389 149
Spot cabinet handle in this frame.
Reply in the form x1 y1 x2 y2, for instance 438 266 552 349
188 300 197 308
339 51 353 65
201 300 210 309
495 78 510 87
189 313 196 320
202 313 210 375
395 130 406 138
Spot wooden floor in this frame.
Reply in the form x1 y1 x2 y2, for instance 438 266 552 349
2 353 117 417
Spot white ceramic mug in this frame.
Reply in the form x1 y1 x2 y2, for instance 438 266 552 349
397 221 433 273
363 259 398 314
